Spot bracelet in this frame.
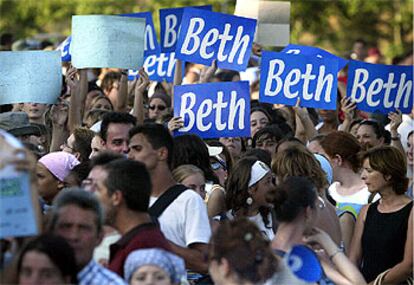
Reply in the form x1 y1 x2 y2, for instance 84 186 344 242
329 248 342 261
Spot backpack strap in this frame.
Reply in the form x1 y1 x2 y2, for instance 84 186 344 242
149 184 188 218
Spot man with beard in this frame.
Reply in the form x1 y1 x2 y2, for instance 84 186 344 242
95 158 171 277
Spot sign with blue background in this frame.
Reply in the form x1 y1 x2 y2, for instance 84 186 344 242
347 60 413 114
175 8 256 71
260 51 338 110
281 44 348 72
121 12 160 56
159 5 212 53
174 81 251 139
128 52 180 83
56 36 71 62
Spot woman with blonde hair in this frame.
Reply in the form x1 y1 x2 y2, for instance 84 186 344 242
172 164 206 199
272 145 342 245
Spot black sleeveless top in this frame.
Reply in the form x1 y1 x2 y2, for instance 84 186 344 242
361 200 413 282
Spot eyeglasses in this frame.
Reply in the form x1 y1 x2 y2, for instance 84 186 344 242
149 105 167 111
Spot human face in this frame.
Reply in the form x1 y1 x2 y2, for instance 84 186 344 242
23 103 48 121
356 125 383 150
255 137 277 155
307 140 325 155
82 166 107 193
250 111 269 137
181 173 206 199
36 163 60 204
318 109 337 123
148 98 169 120
54 205 102 268
90 135 104 159
211 159 227 186
104 123 133 154
407 134 413 166
19 251 68 285
128 133 159 171
61 134 76 154
250 172 274 209
219 137 242 159
361 158 389 193
130 265 172 285
92 97 112 111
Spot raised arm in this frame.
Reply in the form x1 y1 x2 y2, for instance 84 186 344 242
168 242 209 274
172 59 183 110
293 99 317 143
304 227 367 285
132 68 150 125
68 67 87 133
49 99 69 152
389 110 404 154
338 97 356 133
115 70 128 112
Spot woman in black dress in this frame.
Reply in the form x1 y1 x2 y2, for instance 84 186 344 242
349 145 413 284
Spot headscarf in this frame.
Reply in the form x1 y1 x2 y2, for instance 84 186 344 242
38 151 80 181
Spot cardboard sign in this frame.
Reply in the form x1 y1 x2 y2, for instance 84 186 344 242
71 15 145 69
128 52 179 83
260 51 338 110
234 0 290 47
0 51 62 104
121 12 160 56
56 36 71 62
347 60 413 114
175 8 257 71
0 130 38 238
282 44 348 72
159 5 212 53
174 81 251 139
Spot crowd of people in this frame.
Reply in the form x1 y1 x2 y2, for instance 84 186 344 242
0 28 413 285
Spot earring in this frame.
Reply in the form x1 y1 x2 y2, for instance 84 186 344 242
246 197 253 205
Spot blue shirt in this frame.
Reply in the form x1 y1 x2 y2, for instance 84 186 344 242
78 260 127 285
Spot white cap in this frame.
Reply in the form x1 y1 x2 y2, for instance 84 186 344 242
248 160 270 187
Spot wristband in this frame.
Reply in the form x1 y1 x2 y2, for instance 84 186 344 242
329 248 342 261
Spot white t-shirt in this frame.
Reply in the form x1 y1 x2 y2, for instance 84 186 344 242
227 211 274 241
149 189 211 247
328 182 379 204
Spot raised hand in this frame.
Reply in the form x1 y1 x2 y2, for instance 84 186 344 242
50 98 69 126
65 65 79 91
168 116 184 132
341 96 356 121
388 109 402 132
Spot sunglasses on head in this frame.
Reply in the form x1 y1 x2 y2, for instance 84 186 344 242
148 104 167 111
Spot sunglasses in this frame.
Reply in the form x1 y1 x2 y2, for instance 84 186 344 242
211 160 227 171
148 105 167 111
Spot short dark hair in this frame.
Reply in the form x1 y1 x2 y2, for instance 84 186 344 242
73 127 95 162
252 125 286 148
89 151 124 169
129 123 174 168
103 159 151 212
100 112 136 142
51 188 104 234
17 234 78 284
269 176 317 223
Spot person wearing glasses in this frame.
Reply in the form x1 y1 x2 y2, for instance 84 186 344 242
148 92 171 122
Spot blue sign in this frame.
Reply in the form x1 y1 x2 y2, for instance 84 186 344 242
285 245 323 283
56 36 71 62
129 52 179 83
174 81 251 139
121 12 160 56
260 51 338 110
175 8 257 71
159 5 212 53
282 44 348 72
347 60 413 114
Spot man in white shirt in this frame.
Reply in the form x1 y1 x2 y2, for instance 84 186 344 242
128 123 211 274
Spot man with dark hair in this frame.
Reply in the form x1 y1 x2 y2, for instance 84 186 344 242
100 112 136 155
61 127 95 162
128 123 211 274
50 188 126 285
93 159 171 277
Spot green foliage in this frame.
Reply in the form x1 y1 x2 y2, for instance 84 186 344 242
0 0 412 62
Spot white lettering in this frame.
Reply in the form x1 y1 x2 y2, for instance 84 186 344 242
301 64 316 100
200 29 219 59
314 66 334 102
156 53 169 77
284 69 300 99
228 26 250 64
213 91 228 131
217 24 233 62
264 59 284 96
145 25 155 51
180 18 204 55
197 100 213 131
228 91 245 130
164 15 178 48
395 74 412 108
144 55 157 76
366 78 382 107
383 73 397 108
179 92 196 132
350 69 369 103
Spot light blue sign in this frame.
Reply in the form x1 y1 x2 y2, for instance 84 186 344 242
175 8 257 71
260 51 338 110
282 44 348 72
174 81 251 139
0 51 62 104
71 15 145 69
347 60 413 114
128 52 179 83
56 36 71 62
121 12 160 56
159 5 212 53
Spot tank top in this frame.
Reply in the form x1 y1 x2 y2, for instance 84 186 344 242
361 200 413 282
